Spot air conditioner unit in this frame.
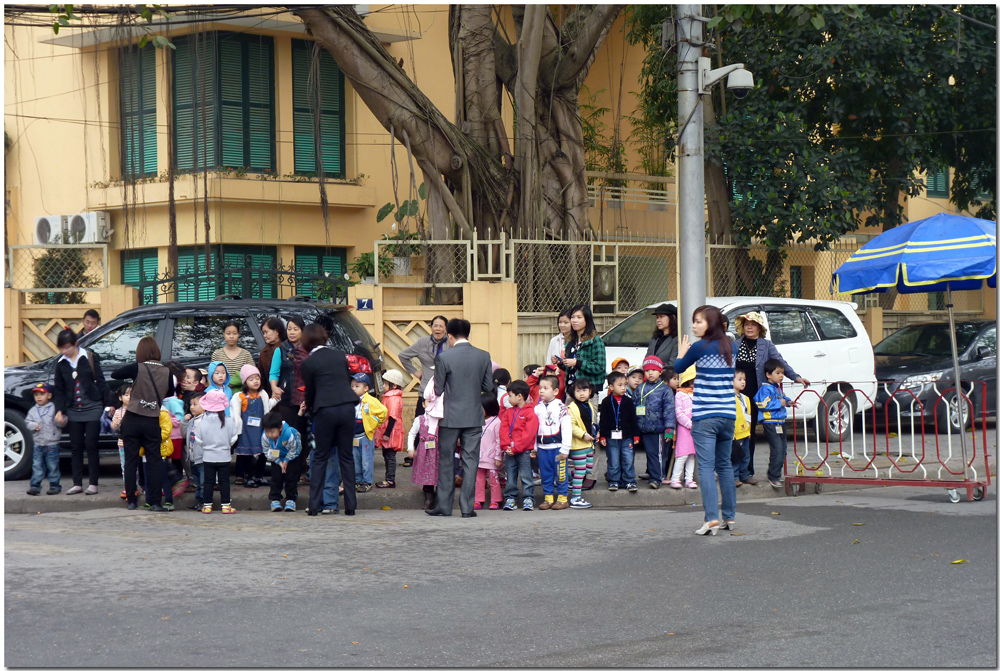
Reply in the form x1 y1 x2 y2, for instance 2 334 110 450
33 215 68 244
66 211 111 243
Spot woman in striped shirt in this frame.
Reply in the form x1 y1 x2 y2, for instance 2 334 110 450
674 305 737 536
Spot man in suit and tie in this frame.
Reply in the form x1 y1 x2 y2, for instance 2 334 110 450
427 318 494 518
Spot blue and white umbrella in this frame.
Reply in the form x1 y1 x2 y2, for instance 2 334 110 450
832 213 997 480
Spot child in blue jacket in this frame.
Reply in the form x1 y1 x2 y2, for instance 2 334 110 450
753 359 798 489
632 355 674 489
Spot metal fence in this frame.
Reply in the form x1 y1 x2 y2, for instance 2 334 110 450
6 244 109 303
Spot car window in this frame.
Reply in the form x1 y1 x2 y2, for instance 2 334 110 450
809 307 857 340
603 308 657 347
764 308 819 345
86 320 159 371
977 326 996 354
323 310 377 352
171 316 259 362
874 323 980 356
724 306 759 342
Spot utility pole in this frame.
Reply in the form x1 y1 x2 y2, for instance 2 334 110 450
676 4 705 338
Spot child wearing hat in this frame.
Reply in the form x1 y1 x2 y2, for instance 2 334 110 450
231 364 276 488
350 373 388 493
669 367 698 489
375 370 406 488
634 355 674 489
196 389 240 514
26 383 66 496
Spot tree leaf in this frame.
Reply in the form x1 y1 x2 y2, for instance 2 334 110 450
139 34 148 49
706 16 723 30
418 181 427 200
811 14 826 30
376 202 395 223
405 199 420 216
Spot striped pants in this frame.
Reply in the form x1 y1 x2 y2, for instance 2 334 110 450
569 447 591 497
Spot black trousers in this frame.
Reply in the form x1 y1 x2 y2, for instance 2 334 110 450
309 404 356 513
68 419 101 487
281 405 310 470
121 414 163 506
203 461 232 506
270 459 299 501
382 448 397 482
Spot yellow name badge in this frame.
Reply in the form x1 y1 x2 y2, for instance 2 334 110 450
775 425 783 434
636 405 646 416
269 448 281 461
424 439 436 450
353 437 361 447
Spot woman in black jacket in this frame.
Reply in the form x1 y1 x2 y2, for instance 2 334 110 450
53 329 111 495
111 336 175 512
300 323 360 516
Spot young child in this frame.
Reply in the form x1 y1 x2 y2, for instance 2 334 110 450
196 389 240 514
527 364 566 403
476 394 503 510
494 368 512 409
611 358 630 376
262 410 302 512
111 384 139 500
153 407 179 510
661 369 679 484
754 359 797 488
212 321 255 394
25 383 64 496
627 366 645 393
598 371 641 492
408 383 442 511
351 373 387 493
669 367 698 489
634 355 674 490
161 393 187 498
232 364 275 488
375 370 406 488
181 392 206 510
732 369 753 487
205 362 234 408
534 375 572 510
566 380 595 508
499 380 540 511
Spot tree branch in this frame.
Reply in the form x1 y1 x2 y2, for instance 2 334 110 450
552 4 625 89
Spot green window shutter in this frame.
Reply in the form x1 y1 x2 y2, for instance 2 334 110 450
294 247 346 297
217 35 274 171
176 247 219 302
219 38 244 168
173 33 218 171
221 245 277 298
122 249 159 304
925 169 949 198
789 266 803 299
119 45 157 177
292 40 345 177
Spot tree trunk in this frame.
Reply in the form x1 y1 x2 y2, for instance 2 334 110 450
876 160 905 309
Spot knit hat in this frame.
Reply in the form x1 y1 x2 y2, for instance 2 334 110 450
239 364 261 386
382 369 405 388
200 389 230 412
610 357 630 370
642 355 663 372
678 367 697 386
735 311 768 338
352 373 372 387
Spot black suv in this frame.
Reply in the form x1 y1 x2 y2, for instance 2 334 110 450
4 298 383 480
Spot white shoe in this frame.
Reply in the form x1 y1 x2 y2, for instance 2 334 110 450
569 496 593 509
695 520 720 536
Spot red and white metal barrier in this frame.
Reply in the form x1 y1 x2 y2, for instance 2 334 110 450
785 380 992 502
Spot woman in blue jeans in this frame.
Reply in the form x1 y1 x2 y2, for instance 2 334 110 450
674 305 737 536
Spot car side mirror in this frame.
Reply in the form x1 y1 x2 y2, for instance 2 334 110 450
976 346 993 360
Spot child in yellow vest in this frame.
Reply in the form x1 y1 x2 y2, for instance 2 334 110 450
351 373 388 493
732 369 753 487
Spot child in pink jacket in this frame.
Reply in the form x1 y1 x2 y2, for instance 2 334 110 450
669 367 698 489
476 395 504 510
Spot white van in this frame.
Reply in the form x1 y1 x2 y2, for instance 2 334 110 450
601 297 877 441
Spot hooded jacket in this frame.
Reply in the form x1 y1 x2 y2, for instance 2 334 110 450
754 383 792 423
499 401 539 455
195 411 240 463
261 421 302 465
205 362 234 416
356 391 388 440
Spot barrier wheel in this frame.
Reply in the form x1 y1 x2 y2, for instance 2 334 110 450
947 489 961 504
813 483 823 495
973 487 985 501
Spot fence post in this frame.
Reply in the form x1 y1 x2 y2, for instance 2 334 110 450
464 281 518 372
100 285 140 322
5 288 24 365
862 306 883 343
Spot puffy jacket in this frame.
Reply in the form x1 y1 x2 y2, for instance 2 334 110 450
479 416 502 469
631 380 674 434
158 409 176 458
375 389 405 451
499 402 539 455
674 389 695 457
357 392 388 440
754 383 791 423
261 422 302 464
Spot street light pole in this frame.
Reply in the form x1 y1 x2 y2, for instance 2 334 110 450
677 4 705 338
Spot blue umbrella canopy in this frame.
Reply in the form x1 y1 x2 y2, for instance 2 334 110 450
831 213 996 295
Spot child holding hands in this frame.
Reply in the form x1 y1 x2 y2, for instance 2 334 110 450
476 394 503 509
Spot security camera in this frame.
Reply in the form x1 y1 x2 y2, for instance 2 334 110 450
726 69 755 99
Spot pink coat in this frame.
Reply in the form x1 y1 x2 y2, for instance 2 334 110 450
479 416 502 469
674 390 695 457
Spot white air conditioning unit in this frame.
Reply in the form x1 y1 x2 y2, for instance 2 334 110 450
33 215 68 245
34 212 111 244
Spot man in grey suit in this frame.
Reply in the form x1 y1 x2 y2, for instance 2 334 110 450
427 318 494 518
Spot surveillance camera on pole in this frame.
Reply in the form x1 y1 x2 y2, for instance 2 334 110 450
697 56 754 98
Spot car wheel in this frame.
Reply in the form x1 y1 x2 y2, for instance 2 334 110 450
819 387 854 442
4 409 34 481
936 391 972 434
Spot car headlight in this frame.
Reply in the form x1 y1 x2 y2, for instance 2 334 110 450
899 373 943 391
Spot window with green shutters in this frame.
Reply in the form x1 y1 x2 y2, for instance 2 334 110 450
122 249 159 304
176 247 220 302
119 45 157 177
292 40 346 178
925 168 949 199
173 32 275 172
789 266 803 299
219 245 277 299
294 247 347 297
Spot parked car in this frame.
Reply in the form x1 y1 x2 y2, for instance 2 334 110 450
873 320 997 433
602 297 878 441
4 298 383 480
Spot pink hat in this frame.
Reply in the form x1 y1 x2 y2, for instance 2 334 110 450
491 360 502 373
239 364 261 385
200 389 230 412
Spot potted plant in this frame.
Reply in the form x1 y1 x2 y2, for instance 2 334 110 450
377 184 428 276
349 252 393 284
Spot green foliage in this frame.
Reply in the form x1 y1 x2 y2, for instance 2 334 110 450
49 4 173 47
377 182 427 257
349 252 393 281
29 235 101 304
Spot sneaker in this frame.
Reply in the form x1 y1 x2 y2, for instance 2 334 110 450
270 500 282 512
769 479 782 489
745 477 759 486
685 481 699 489
626 483 638 493
46 487 61 496
222 503 236 514
569 496 593 509
126 502 138 510
502 498 517 511
474 503 483 510
201 503 212 514
321 508 335 515
26 488 40 496
649 481 660 490
284 500 296 512
488 502 499 510
244 478 258 489
375 480 395 489
356 483 372 493
162 502 175 511
522 498 534 511
608 483 619 492
142 503 153 511
669 481 682 490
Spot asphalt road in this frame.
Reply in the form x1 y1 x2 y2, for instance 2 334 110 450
5 488 996 667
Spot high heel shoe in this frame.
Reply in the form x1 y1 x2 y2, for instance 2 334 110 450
695 520 720 536
720 520 735 531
